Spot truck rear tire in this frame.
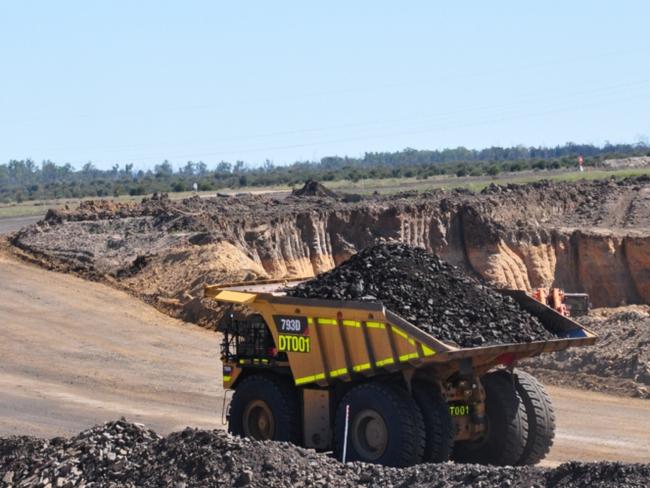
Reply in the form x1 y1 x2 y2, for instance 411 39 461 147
514 370 555 465
412 382 454 462
228 374 301 444
334 382 425 467
452 371 528 466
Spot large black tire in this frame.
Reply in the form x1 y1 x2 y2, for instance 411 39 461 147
412 382 454 462
453 371 528 466
228 374 301 444
334 382 425 467
514 370 555 465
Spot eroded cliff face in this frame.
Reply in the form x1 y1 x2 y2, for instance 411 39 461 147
223 203 650 307
11 177 650 310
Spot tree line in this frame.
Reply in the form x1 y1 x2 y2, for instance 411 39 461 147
1 142 649 203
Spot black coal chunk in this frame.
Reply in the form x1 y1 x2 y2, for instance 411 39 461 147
286 244 555 347
3 420 649 487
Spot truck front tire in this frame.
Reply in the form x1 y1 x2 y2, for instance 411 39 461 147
334 382 425 467
228 373 301 444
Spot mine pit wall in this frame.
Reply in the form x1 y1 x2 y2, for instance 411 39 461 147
237 205 650 308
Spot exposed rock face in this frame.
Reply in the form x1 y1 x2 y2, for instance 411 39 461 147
11 177 650 314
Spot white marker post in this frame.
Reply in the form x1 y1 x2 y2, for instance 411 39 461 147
342 404 350 463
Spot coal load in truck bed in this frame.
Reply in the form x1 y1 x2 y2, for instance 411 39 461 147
286 244 555 347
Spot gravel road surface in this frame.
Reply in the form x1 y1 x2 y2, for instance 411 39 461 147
0 215 42 235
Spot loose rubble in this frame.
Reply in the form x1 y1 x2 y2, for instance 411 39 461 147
523 307 650 398
1 420 649 487
291 179 339 198
287 244 555 347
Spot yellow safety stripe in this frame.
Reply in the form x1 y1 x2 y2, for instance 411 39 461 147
307 317 314 325
223 375 232 382
329 367 348 377
375 357 395 368
295 373 326 385
353 362 372 372
391 326 408 339
366 321 385 329
391 326 416 345
375 357 395 367
399 352 419 362
317 318 337 325
342 319 361 328
238 358 270 364
422 345 436 357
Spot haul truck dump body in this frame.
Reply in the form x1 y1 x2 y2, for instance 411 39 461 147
205 285 597 467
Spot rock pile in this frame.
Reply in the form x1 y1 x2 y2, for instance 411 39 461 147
287 244 554 347
0 419 161 487
291 179 339 198
523 307 650 398
2 420 649 487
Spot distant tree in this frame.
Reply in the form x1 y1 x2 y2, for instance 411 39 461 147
155 160 173 178
216 161 232 174
182 161 196 176
487 165 501 176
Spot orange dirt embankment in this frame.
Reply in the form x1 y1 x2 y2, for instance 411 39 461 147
10 177 650 326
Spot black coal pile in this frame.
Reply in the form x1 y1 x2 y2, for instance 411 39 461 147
287 244 554 347
2 421 650 488
292 179 339 198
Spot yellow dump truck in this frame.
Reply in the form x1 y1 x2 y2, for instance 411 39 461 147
205 285 597 467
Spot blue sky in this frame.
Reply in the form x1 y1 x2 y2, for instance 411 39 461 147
1 1 649 170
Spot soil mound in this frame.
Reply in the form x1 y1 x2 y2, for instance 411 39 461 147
523 307 650 398
2 420 649 487
292 179 338 198
286 244 554 347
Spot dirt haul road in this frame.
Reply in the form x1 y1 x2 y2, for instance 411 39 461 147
0 248 223 437
0 252 649 465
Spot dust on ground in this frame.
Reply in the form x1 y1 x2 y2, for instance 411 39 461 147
0 246 222 438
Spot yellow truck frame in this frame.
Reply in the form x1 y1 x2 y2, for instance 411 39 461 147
205 285 597 467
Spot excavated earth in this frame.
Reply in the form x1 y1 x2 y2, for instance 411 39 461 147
8 177 650 396
2 419 650 488
287 244 554 347
523 306 650 399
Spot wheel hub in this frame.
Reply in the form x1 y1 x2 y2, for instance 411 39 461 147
243 400 275 440
351 409 388 460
